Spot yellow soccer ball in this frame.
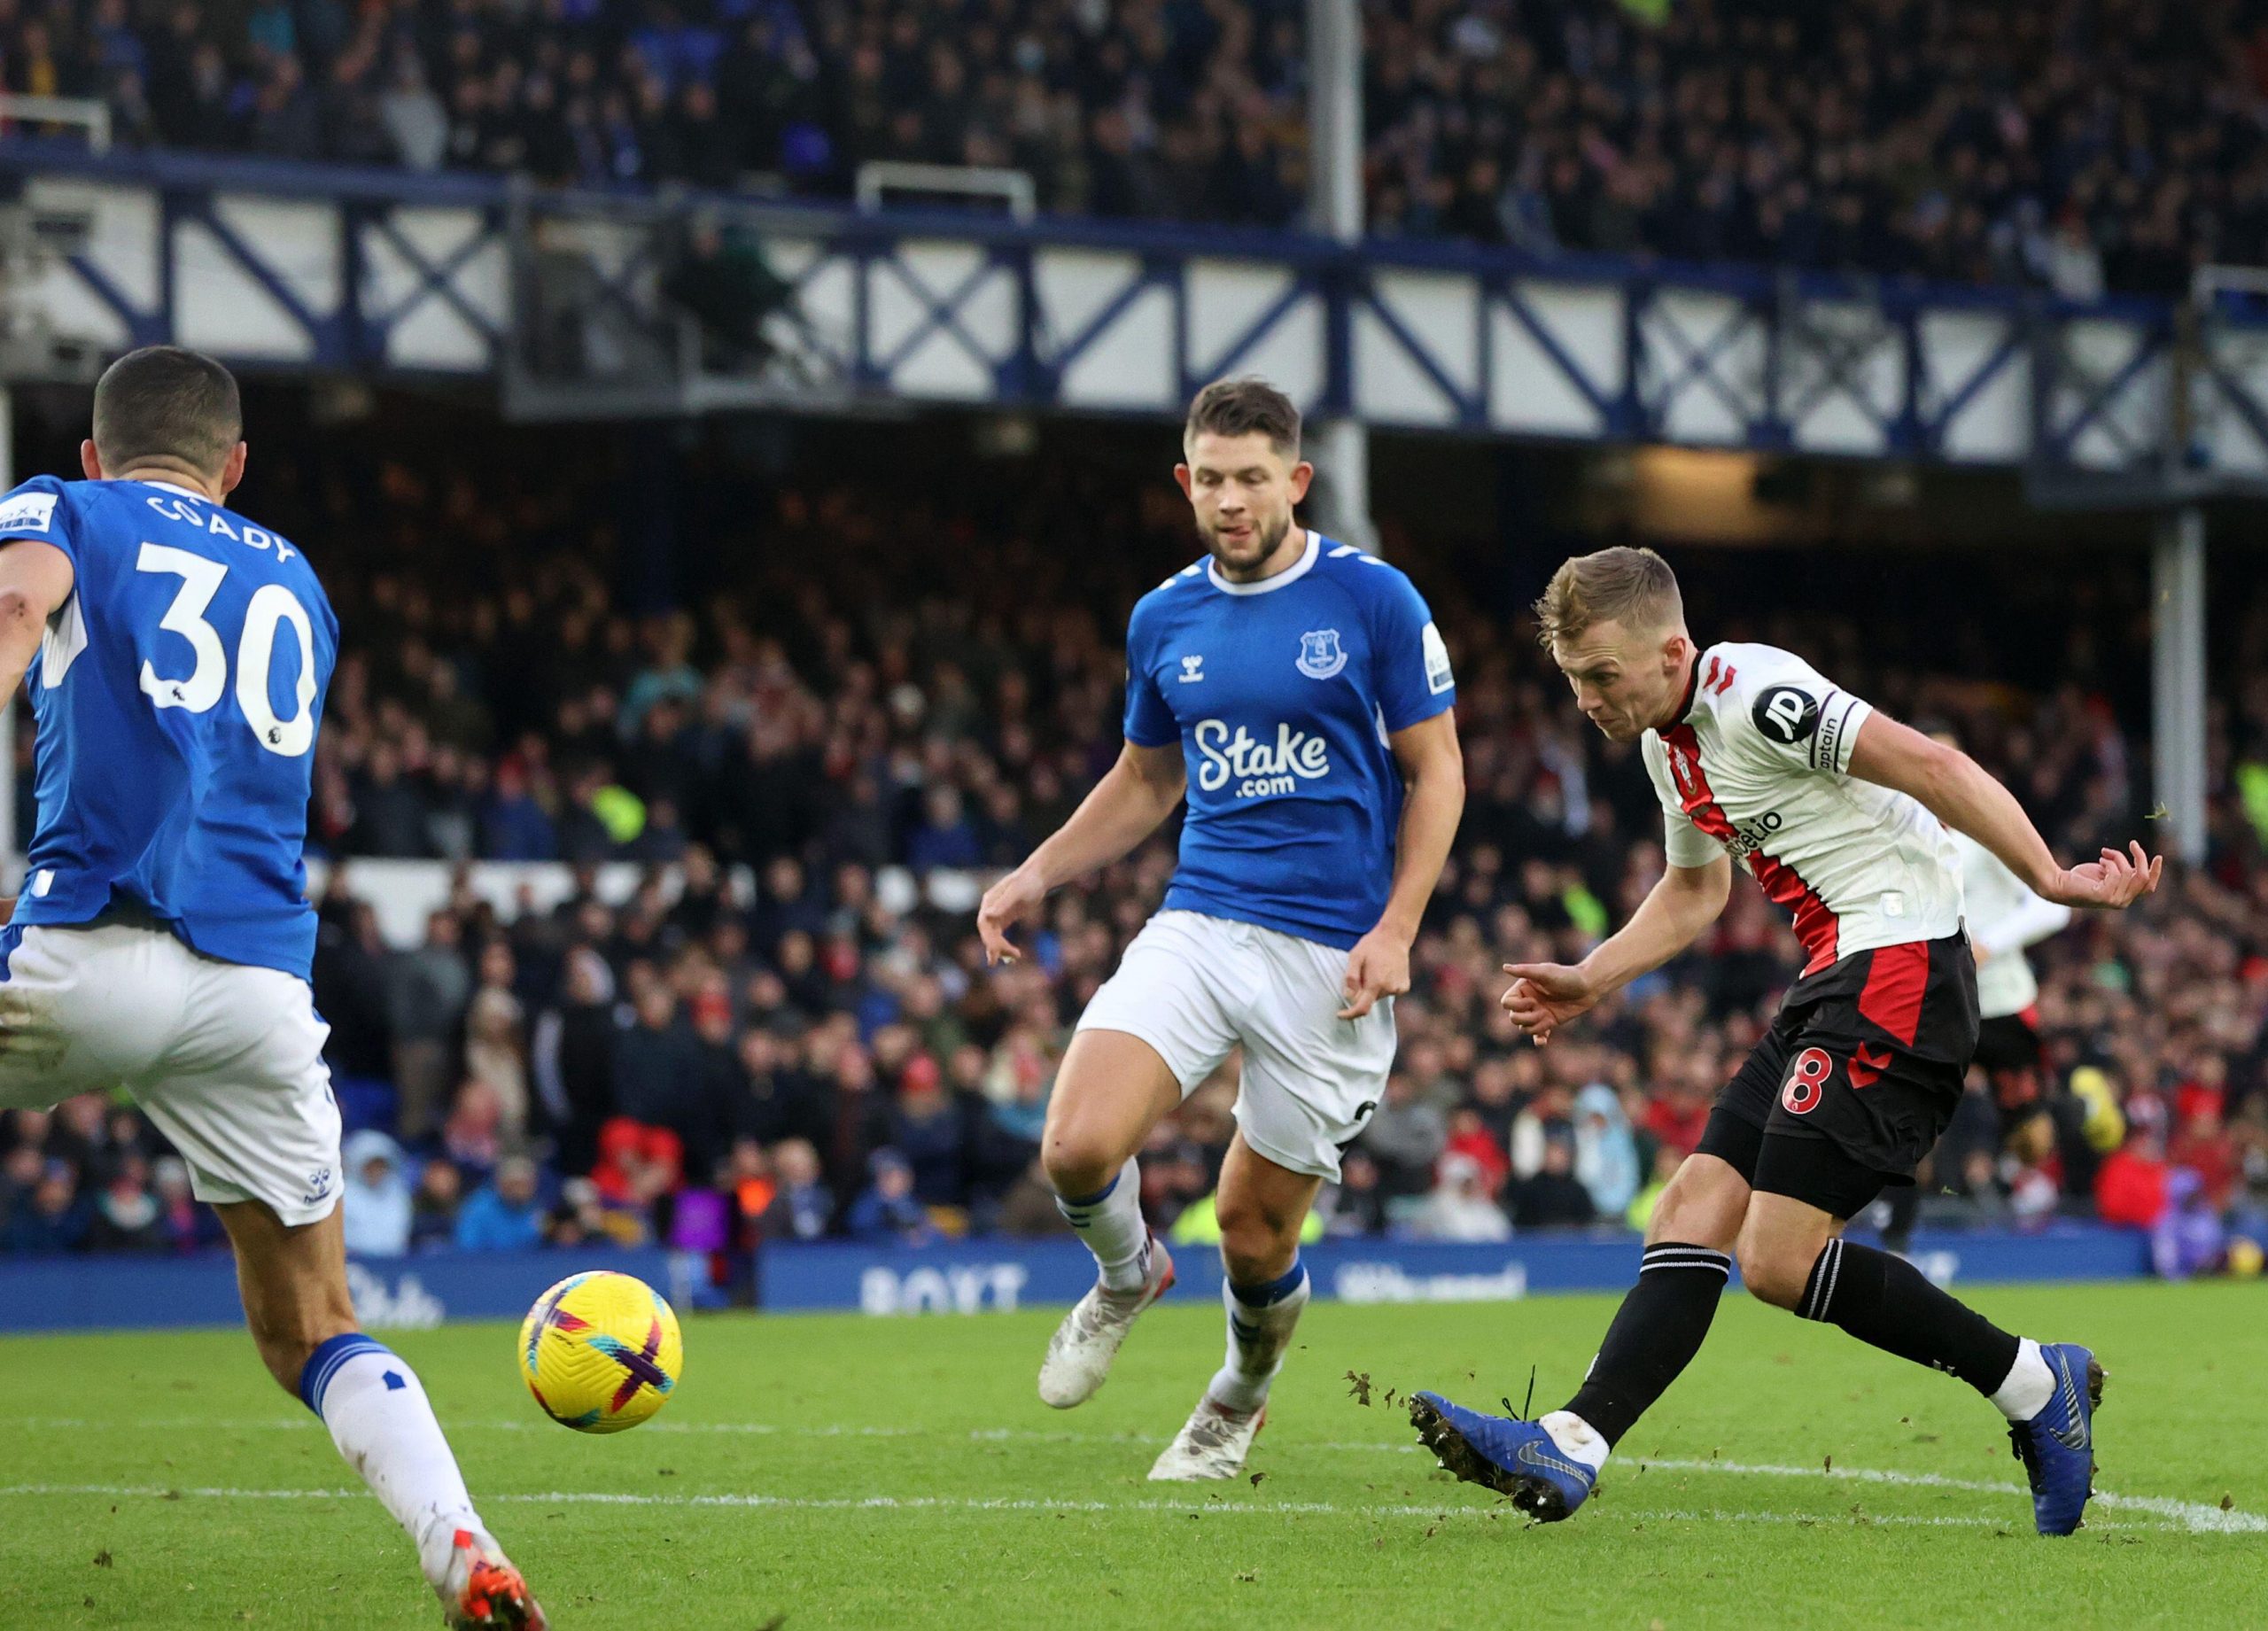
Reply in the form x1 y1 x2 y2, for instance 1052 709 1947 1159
2227 1237 2264 1280
518 1270 684 1433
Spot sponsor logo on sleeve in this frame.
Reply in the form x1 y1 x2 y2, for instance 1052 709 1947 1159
1421 620 1454 694
1751 683 1821 746
0 492 58 534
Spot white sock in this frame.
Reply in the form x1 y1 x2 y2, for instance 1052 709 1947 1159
1206 1260 1310 1414
301 1334 482 1587
1988 1337 2055 1422
1539 1409 1612 1473
1055 1158 1150 1293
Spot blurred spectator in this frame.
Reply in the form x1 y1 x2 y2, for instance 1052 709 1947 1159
464 943 531 1138
1324 1151 1388 1238
531 947 619 1177
1573 1084 1641 1218
845 1149 934 1245
454 1155 548 1252
1362 1073 1448 1201
43 0 2268 294
1411 1150 1513 1242
1509 1140 1596 1231
439 1080 507 1183
85 1153 162 1253
766 1138 835 1240
5 1162 89 1255
150 1155 222 1253
409 1157 464 1251
342 1130 414 1257
388 911 470 1138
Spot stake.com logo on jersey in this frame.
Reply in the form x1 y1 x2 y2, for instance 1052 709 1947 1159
1193 718 1331 798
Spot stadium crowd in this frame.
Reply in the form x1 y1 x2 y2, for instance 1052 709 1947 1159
2 425 2265 1279
13 0 2268 292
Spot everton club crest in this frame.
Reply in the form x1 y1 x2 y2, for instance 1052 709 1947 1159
1295 628 1348 680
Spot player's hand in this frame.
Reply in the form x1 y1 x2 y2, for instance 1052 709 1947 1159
1338 928 1411 1019
975 866 1048 966
1500 960 1598 1046
2043 841 2163 910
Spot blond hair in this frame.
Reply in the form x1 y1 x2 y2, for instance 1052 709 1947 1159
1534 547 1682 647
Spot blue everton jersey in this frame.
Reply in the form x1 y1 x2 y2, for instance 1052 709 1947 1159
1123 532 1456 950
0 475 338 979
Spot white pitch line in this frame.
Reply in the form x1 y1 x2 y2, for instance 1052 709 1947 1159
0 1481 2172 1532
1632 1456 2266 1535
5 1417 2258 1534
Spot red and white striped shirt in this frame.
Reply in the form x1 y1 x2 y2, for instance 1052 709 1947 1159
1641 643 1963 975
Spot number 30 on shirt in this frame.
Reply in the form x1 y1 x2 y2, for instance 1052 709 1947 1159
136 542 318 757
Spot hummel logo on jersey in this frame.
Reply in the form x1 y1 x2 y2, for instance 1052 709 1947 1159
1194 718 1331 798
1178 655 1205 684
1848 1044 1892 1089
1295 628 1348 680
302 1167 335 1206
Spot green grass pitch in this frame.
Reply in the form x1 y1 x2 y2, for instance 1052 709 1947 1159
2 1279 2264 1628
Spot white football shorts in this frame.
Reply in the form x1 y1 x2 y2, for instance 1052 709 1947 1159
0 922 342 1226
1075 909 1394 1181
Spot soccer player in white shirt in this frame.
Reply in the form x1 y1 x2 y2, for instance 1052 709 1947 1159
1410 547 2159 1537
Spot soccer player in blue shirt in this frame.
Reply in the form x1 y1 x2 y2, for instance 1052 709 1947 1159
977 377 1465 1477
0 349 543 1627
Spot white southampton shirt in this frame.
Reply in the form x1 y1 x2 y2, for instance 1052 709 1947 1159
1641 643 1964 976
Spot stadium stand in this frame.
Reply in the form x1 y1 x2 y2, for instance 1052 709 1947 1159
15 0 2268 290
3 405 2263 1281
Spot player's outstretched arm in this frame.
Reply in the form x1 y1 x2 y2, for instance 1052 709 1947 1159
1340 710 1464 1019
1503 855 1731 1045
976 741 1186 965
1845 713 2163 909
0 538 74 696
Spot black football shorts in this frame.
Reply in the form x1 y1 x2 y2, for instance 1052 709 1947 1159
1695 932 1981 1219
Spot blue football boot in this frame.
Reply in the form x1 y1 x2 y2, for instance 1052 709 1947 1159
1409 1392 1596 1521
2007 1342 2104 1536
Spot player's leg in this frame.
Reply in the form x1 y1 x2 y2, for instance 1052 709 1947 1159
1739 990 2100 1533
1146 923 1384 1479
145 951 545 1622
1411 1032 1778 1518
1041 1027 1185 1293
212 1198 539 1623
1038 913 1239 1407
1736 1162 2086 1472
1149 1133 1320 1480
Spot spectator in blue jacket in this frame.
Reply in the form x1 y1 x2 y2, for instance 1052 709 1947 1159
454 1155 548 1252
342 1130 415 1257
845 1149 933 1246
4 1161 89 1255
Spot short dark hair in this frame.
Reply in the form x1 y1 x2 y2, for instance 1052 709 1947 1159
91 346 242 478
1184 377 1300 460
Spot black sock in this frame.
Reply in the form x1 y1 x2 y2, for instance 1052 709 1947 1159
1880 1184 1920 1254
1563 1243 1730 1447
1798 1238 2020 1394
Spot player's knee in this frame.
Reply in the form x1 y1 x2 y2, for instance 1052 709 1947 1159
1733 1225 1814 1311
1644 1160 1744 1253
1041 1126 1122 1201
1214 1193 1297 1284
